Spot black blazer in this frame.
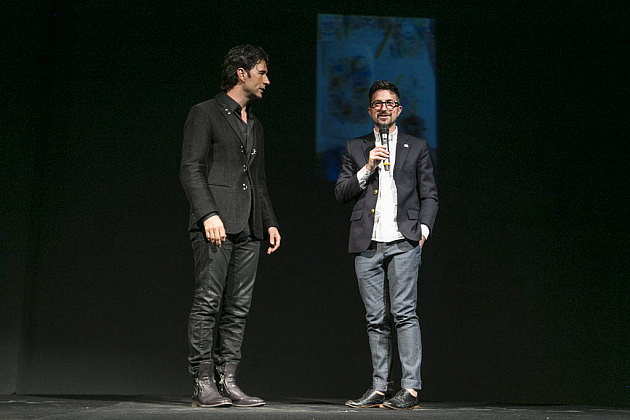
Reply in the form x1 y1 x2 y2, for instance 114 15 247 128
180 93 278 239
335 132 438 253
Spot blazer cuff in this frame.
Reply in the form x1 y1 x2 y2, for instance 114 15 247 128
198 211 219 225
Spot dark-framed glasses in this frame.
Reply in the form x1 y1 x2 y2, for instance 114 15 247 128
370 100 400 109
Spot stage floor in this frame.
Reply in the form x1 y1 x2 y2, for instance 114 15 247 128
1 395 628 419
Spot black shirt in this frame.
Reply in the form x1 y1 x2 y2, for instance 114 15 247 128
217 92 255 154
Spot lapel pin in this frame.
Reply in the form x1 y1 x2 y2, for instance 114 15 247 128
404 144 409 148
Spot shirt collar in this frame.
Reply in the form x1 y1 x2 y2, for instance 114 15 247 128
216 92 253 119
373 126 398 142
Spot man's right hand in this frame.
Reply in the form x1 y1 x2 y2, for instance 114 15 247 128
366 146 389 172
203 215 226 246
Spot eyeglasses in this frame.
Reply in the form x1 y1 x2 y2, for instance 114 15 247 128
369 100 400 109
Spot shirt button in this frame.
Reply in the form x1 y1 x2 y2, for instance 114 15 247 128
243 165 248 172
373 189 378 195
370 208 375 214
242 184 248 190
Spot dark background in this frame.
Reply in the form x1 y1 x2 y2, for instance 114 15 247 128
3 0 627 406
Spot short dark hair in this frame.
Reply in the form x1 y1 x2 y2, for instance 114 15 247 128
368 80 400 104
220 44 270 91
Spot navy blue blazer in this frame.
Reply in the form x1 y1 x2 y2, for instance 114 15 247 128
335 132 438 253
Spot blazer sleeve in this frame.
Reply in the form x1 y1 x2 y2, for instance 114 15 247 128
257 124 279 229
416 141 439 232
334 141 364 203
179 104 219 224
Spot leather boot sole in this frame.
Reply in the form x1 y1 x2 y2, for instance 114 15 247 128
191 400 232 408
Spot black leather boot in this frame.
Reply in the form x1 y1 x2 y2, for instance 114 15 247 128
192 363 232 408
217 363 265 407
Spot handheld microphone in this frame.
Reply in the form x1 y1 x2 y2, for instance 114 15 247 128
379 124 391 171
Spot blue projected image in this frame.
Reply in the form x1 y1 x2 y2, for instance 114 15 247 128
316 14 437 181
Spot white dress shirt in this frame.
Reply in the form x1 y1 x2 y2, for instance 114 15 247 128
357 127 430 242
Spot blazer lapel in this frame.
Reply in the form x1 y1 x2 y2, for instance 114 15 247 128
215 100 247 148
362 133 376 167
393 133 410 179
247 119 258 165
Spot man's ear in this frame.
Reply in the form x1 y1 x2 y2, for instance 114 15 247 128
237 68 247 82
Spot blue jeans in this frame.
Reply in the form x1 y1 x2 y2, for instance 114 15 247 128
355 239 422 391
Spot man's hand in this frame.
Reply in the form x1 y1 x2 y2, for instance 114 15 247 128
419 235 426 248
366 146 389 171
267 227 281 254
203 215 226 246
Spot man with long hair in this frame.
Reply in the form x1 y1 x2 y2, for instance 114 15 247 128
180 44 281 408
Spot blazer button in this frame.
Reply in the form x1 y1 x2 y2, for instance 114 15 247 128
242 184 248 190
370 208 375 214
243 164 248 172
373 189 378 195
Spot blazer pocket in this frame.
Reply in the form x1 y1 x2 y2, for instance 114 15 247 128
407 208 419 220
350 210 363 221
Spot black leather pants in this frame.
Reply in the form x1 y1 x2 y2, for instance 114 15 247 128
187 230 261 374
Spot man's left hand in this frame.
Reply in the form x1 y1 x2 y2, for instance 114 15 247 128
419 236 426 248
267 227 281 254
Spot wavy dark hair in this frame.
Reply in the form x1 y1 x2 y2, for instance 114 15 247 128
220 44 270 91
368 80 401 104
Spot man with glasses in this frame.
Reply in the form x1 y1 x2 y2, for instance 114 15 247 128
335 80 438 410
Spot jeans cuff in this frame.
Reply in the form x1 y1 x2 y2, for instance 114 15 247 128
373 379 388 392
401 379 422 390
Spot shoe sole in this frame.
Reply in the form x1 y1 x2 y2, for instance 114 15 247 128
191 400 232 408
382 403 422 410
233 402 266 407
345 402 383 408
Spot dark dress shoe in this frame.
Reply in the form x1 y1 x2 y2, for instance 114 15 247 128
345 388 386 408
382 389 421 410
217 363 265 407
192 364 232 408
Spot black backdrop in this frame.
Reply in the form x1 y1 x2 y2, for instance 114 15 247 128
3 1 627 406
